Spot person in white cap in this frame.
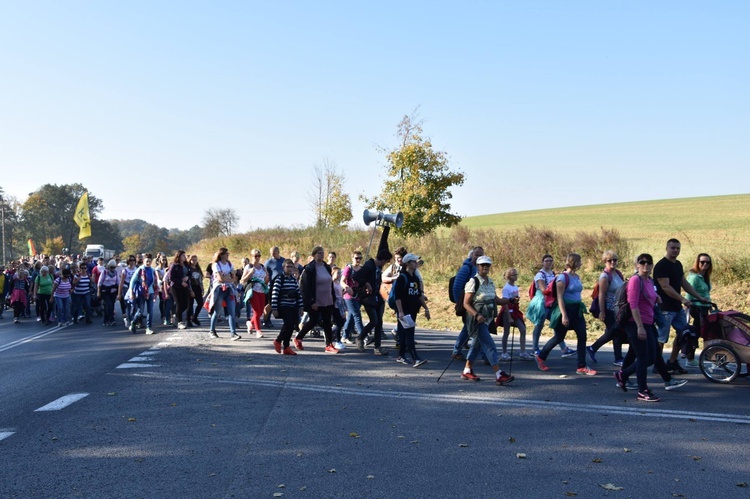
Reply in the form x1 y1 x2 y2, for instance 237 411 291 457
393 253 430 366
460 255 515 385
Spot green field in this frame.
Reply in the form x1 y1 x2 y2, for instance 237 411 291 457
461 193 750 259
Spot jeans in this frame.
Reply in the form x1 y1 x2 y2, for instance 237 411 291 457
656 309 689 344
71 293 91 321
621 322 671 391
539 304 587 368
466 322 499 366
102 291 116 324
531 313 568 352
54 296 70 323
132 295 155 329
343 298 363 339
210 286 237 334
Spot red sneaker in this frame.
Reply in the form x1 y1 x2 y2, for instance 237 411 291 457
294 338 304 351
496 371 515 384
324 344 339 354
535 354 550 372
273 339 282 353
282 347 297 356
461 371 481 382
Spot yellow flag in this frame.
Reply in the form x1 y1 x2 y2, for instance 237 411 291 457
74 191 92 239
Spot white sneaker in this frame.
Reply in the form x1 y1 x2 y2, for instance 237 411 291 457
145 328 154 335
36 317 41 322
500 352 511 361
256 331 264 339
342 338 354 345
334 341 346 350
177 322 187 330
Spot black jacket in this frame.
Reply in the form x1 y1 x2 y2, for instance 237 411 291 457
299 261 335 312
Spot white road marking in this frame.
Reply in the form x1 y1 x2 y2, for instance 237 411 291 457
127 357 152 362
117 363 161 369
140 350 160 355
0 431 15 442
0 325 65 353
34 393 89 412
124 372 750 425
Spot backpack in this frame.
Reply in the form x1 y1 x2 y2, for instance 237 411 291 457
527 280 537 301
589 269 624 316
454 276 480 317
612 276 644 332
448 262 471 303
387 273 406 311
543 273 569 308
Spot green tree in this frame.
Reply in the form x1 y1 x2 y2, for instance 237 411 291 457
42 236 65 255
202 208 238 238
122 234 143 256
308 159 352 228
362 112 464 236
20 184 104 254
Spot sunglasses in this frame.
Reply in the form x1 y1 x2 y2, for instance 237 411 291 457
638 260 653 265
607 259 618 263
354 257 362 261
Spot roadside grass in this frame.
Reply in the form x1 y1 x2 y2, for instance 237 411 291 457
190 193 750 337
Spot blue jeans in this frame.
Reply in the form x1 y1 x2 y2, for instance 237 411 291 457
656 309 689 344
71 293 91 321
54 296 70 323
622 322 670 391
132 295 155 329
467 322 499 366
210 286 236 334
343 298 363 339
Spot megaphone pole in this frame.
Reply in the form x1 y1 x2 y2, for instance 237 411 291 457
364 223 378 260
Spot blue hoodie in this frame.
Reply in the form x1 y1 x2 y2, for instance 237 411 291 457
451 257 477 301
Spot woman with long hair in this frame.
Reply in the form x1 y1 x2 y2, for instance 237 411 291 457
169 250 191 330
586 250 626 366
208 248 240 340
684 253 713 366
535 253 597 375
240 249 269 337
341 250 364 344
188 254 205 326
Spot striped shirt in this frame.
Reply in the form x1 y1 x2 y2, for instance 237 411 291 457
74 275 91 295
54 277 73 298
271 275 303 310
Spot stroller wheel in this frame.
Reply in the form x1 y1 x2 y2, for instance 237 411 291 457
699 344 740 383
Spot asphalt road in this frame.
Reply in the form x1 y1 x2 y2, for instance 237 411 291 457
1 311 749 498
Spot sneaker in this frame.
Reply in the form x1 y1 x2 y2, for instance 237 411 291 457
413 359 427 368
130 321 137 334
664 378 688 391
560 348 577 359
666 360 688 375
192 318 201 326
365 336 374 346
396 356 409 365
334 341 346 350
586 346 597 363
373 347 388 356
230 334 242 341
356 341 365 352
614 371 627 392
294 338 304 351
209 331 219 338
451 352 466 361
14 318 19 323
256 331 264 339
637 389 660 402
282 346 297 356
123 318 129 328
273 339 282 353
519 352 533 361
685 359 699 368
535 354 550 372
177 322 187 330
461 371 480 381
576 367 597 376
533 349 541 357
500 352 511 361
342 338 354 345
324 345 339 354
496 371 515 384
145 328 154 335
613 359 624 367
390 329 397 341
36 317 41 322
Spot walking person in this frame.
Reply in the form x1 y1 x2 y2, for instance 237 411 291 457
341 250 364 344
586 251 626 366
271 259 304 355
51 267 74 326
71 264 93 325
10 268 31 324
684 253 713 367
117 256 138 328
295 246 339 353
33 266 54 325
535 253 597 375
188 255 205 326
241 249 269 337
207 248 240 340
394 254 429 365
460 256 515 385
498 268 531 360
129 253 158 335
352 247 394 355
614 254 688 401
169 251 192 330
97 260 120 326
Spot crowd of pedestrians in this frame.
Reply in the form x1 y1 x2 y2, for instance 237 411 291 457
1 237 715 401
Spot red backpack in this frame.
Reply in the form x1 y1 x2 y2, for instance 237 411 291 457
543 273 569 308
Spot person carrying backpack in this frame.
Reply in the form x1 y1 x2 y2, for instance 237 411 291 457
535 253 597 375
449 247 484 360
393 253 429 365
586 250 626 365
614 254 688 401
459 256 514 385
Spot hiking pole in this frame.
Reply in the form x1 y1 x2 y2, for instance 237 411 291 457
507 324 515 376
437 329 473 382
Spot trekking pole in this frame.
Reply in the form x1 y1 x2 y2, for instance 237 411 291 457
437 330 473 382
507 324 515 376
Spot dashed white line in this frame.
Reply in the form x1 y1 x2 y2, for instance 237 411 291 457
127 357 152 362
117 363 161 369
0 431 15 442
34 393 89 412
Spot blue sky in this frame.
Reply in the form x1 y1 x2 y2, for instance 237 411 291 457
1 1 747 231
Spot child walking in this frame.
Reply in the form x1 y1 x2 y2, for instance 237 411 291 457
498 268 531 360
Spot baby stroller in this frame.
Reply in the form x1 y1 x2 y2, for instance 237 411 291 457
698 305 750 383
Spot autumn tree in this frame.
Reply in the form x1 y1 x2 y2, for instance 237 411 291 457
202 208 238 238
308 159 352 228
122 234 143 256
362 112 464 236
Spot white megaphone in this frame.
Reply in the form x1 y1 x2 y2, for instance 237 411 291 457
362 209 404 228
